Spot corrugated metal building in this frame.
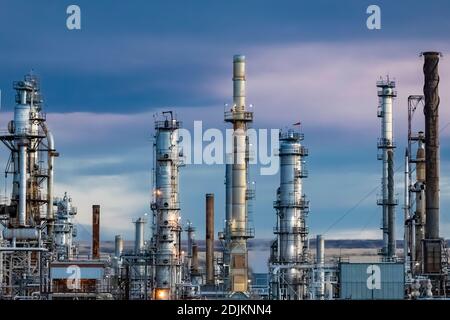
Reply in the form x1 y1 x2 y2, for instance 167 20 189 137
339 262 404 300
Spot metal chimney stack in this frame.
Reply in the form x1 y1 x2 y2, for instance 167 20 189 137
134 217 146 254
224 55 254 293
115 235 124 259
92 205 100 259
206 193 215 285
423 52 441 240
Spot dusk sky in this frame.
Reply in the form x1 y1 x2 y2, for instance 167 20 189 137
1 0 450 245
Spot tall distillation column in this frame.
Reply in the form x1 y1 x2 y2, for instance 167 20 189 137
376 78 397 261
151 111 183 299
270 128 309 300
224 55 254 293
0 74 56 298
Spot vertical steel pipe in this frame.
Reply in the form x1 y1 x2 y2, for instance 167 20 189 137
206 193 215 285
92 205 100 259
115 234 123 258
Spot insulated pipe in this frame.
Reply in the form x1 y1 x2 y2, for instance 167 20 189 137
404 150 411 269
18 142 27 227
225 153 232 244
92 205 100 259
41 123 55 236
206 193 215 285
415 136 425 265
423 52 441 239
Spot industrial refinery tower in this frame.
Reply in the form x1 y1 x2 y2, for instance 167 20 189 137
150 111 183 299
376 78 397 261
421 52 447 289
0 74 57 298
269 129 310 300
223 55 254 294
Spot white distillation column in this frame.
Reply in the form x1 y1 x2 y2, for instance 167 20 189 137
53 192 77 260
224 55 254 293
152 113 182 299
377 78 397 260
273 129 309 300
15 88 31 227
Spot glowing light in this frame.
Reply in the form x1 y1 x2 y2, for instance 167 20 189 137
155 288 169 300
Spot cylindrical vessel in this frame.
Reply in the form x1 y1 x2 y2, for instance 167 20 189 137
415 136 426 265
2 227 39 240
153 114 183 299
377 78 397 260
206 193 215 285
225 55 253 293
115 235 123 258
271 129 309 300
18 143 27 226
233 55 246 110
134 217 145 254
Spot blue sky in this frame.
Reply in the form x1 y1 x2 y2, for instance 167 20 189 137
1 0 450 244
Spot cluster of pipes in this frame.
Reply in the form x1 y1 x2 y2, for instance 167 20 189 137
403 52 447 296
376 52 447 295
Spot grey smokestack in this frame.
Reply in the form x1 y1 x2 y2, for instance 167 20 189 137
423 52 441 239
206 193 215 285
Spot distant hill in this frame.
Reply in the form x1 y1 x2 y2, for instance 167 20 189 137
75 238 450 255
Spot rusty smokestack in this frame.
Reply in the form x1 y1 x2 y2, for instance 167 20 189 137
92 205 100 259
423 52 441 239
206 193 215 285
